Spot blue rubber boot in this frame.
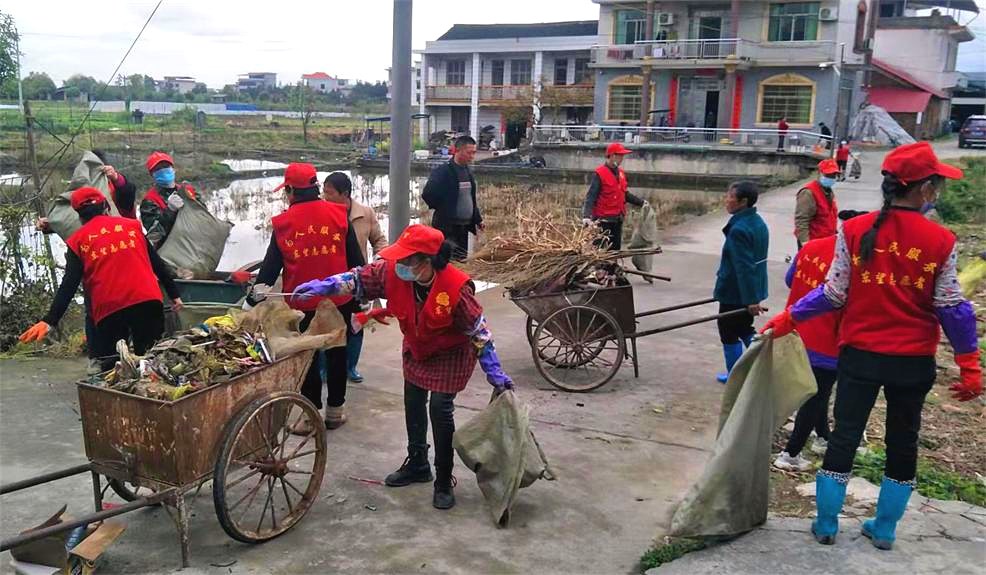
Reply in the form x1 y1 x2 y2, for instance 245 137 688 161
716 342 744 384
862 477 913 550
346 331 364 383
812 471 848 545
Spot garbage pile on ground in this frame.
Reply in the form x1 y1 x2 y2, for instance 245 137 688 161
461 210 661 295
99 300 347 401
848 104 916 147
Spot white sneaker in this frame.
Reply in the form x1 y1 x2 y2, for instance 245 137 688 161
773 451 813 472
811 437 828 455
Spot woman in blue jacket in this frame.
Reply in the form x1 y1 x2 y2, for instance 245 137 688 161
713 180 770 383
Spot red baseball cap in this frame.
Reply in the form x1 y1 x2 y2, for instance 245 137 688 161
818 158 840 175
881 142 963 185
70 187 106 210
606 142 632 156
274 163 319 192
378 224 445 261
145 151 174 173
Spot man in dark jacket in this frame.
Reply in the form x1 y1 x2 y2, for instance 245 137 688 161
422 135 483 260
713 180 769 383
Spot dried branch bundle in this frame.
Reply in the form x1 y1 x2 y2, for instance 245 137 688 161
460 211 661 295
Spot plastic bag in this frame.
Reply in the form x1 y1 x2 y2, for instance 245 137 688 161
453 390 556 527
156 193 232 278
628 203 658 273
669 334 816 538
231 299 346 358
46 151 119 240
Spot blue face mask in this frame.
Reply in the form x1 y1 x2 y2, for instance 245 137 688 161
153 167 176 187
819 176 836 189
395 263 419 282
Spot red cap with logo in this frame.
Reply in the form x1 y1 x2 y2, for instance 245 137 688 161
378 225 445 261
274 163 319 192
605 142 632 156
145 151 174 173
881 142 963 185
70 187 107 210
818 158 840 175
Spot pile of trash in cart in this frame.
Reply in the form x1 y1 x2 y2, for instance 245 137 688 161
99 300 347 401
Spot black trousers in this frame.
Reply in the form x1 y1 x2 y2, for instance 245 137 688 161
716 303 755 345
595 219 623 251
404 381 456 481
822 346 936 482
784 366 837 456
299 306 352 410
776 135 786 151
93 300 164 367
439 223 470 261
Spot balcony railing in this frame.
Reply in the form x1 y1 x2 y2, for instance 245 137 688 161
480 85 533 102
592 39 836 67
540 84 595 106
425 85 471 101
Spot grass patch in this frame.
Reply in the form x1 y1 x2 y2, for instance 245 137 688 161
939 157 986 225
640 538 707 572
854 447 986 507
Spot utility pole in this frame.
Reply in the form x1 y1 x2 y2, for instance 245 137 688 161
15 34 24 114
832 42 846 152
23 100 59 290
638 0 655 132
863 0 880 90
389 0 412 242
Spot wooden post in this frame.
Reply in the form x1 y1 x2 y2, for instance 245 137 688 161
23 100 60 291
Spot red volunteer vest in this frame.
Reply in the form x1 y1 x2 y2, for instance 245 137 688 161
65 215 163 324
839 209 955 356
798 180 838 241
384 261 472 361
787 236 841 358
272 200 351 311
836 146 850 162
592 165 628 218
143 184 197 211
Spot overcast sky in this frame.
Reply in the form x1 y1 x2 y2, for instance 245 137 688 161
8 0 986 88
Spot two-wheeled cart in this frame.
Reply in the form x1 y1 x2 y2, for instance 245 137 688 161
1 352 327 568
512 283 748 392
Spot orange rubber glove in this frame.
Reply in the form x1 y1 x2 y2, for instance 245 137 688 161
759 309 796 338
352 308 394 333
19 321 50 343
949 351 983 402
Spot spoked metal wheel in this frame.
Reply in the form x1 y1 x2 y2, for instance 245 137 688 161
213 391 326 543
532 305 625 392
528 314 606 368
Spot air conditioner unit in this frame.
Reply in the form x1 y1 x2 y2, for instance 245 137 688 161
818 7 838 21
657 12 675 26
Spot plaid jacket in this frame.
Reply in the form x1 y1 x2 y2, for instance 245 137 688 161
359 260 481 393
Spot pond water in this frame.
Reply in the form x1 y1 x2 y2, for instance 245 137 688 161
220 159 289 173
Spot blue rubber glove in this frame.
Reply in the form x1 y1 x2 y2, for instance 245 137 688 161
479 342 513 390
292 273 353 304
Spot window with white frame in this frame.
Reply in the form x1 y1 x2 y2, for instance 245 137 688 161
511 59 532 85
574 58 590 84
758 74 815 124
608 85 642 122
768 2 820 42
446 60 466 85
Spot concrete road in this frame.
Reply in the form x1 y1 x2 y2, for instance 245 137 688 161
1 139 982 574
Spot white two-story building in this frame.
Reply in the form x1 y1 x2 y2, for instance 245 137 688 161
418 21 598 148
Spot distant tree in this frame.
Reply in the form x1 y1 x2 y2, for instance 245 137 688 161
0 11 19 99
21 71 55 100
63 74 98 99
191 82 207 95
347 80 388 103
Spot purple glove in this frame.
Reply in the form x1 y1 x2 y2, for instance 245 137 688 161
479 342 513 390
291 272 354 304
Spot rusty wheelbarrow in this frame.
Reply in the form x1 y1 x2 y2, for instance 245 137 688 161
1 352 326 568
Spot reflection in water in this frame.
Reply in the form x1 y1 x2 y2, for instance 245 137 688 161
220 159 289 172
